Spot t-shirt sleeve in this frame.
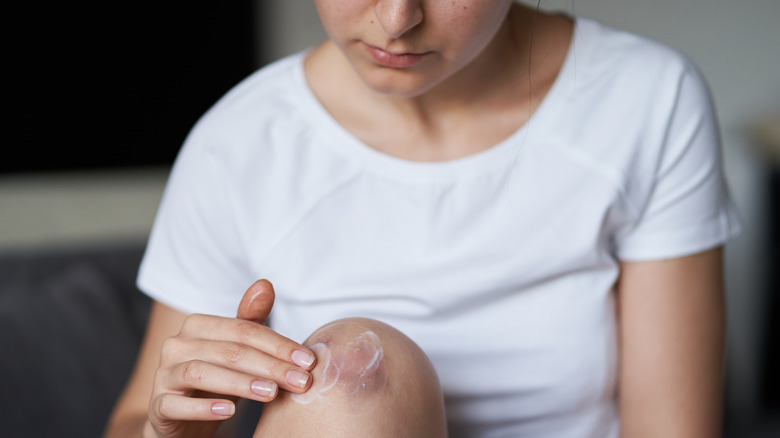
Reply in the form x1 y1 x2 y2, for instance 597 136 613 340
136 122 254 317
614 60 741 261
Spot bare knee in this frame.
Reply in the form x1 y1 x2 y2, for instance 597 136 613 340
254 318 447 437
291 318 391 404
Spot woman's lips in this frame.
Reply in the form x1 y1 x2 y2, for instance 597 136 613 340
363 43 427 68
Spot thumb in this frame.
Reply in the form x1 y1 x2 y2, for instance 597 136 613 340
237 279 275 324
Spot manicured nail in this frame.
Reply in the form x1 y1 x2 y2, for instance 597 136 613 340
212 402 235 416
285 369 310 389
291 350 315 369
251 380 278 398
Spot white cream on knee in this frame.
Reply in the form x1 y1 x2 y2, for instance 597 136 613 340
291 327 387 405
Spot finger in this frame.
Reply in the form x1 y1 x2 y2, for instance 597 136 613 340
237 279 275 324
151 393 236 423
177 315 316 371
165 339 313 394
167 359 287 401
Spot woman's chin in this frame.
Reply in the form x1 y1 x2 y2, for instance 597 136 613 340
355 69 443 99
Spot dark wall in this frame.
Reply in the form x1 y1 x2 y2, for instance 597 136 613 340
6 1 256 173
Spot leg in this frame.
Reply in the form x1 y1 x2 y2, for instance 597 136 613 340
253 318 447 437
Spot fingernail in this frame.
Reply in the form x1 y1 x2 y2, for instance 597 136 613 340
251 380 278 398
285 369 310 389
291 350 315 369
212 402 235 416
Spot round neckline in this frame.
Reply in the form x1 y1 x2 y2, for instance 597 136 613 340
292 17 580 183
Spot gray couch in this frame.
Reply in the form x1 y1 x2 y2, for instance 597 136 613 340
0 243 151 436
0 243 263 437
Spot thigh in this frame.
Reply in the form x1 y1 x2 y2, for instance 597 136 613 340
253 318 447 437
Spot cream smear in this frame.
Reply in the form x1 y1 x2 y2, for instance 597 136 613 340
291 330 386 405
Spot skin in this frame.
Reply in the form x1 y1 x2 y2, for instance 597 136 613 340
312 0 516 98
105 281 318 438
306 0 573 161
288 327 388 406
104 1 726 437
253 318 447 437
617 248 726 438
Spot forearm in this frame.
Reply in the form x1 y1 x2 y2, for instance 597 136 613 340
105 411 226 438
619 326 725 437
103 413 153 438
619 349 725 437
617 248 725 437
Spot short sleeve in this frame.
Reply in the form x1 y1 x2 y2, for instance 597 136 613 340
136 122 254 316
614 61 741 261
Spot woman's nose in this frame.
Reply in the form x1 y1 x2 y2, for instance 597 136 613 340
374 0 424 39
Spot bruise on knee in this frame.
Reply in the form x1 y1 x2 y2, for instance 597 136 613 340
256 318 448 438
290 320 389 405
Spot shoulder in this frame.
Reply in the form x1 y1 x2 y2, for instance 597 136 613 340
574 17 693 77
542 18 722 218
557 17 716 145
190 53 310 145
569 16 707 108
168 49 360 210
173 51 336 180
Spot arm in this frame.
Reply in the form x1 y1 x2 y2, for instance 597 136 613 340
104 301 189 437
617 247 725 438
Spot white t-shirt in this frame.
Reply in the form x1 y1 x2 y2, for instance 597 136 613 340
138 17 741 437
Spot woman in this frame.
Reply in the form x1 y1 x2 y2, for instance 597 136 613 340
105 1 740 436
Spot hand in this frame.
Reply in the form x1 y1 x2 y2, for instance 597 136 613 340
146 280 316 438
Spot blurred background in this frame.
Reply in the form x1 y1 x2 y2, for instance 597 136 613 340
2 0 778 436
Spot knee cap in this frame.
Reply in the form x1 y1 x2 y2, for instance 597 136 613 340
291 318 389 404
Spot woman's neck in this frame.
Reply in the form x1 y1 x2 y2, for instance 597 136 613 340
305 4 572 162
